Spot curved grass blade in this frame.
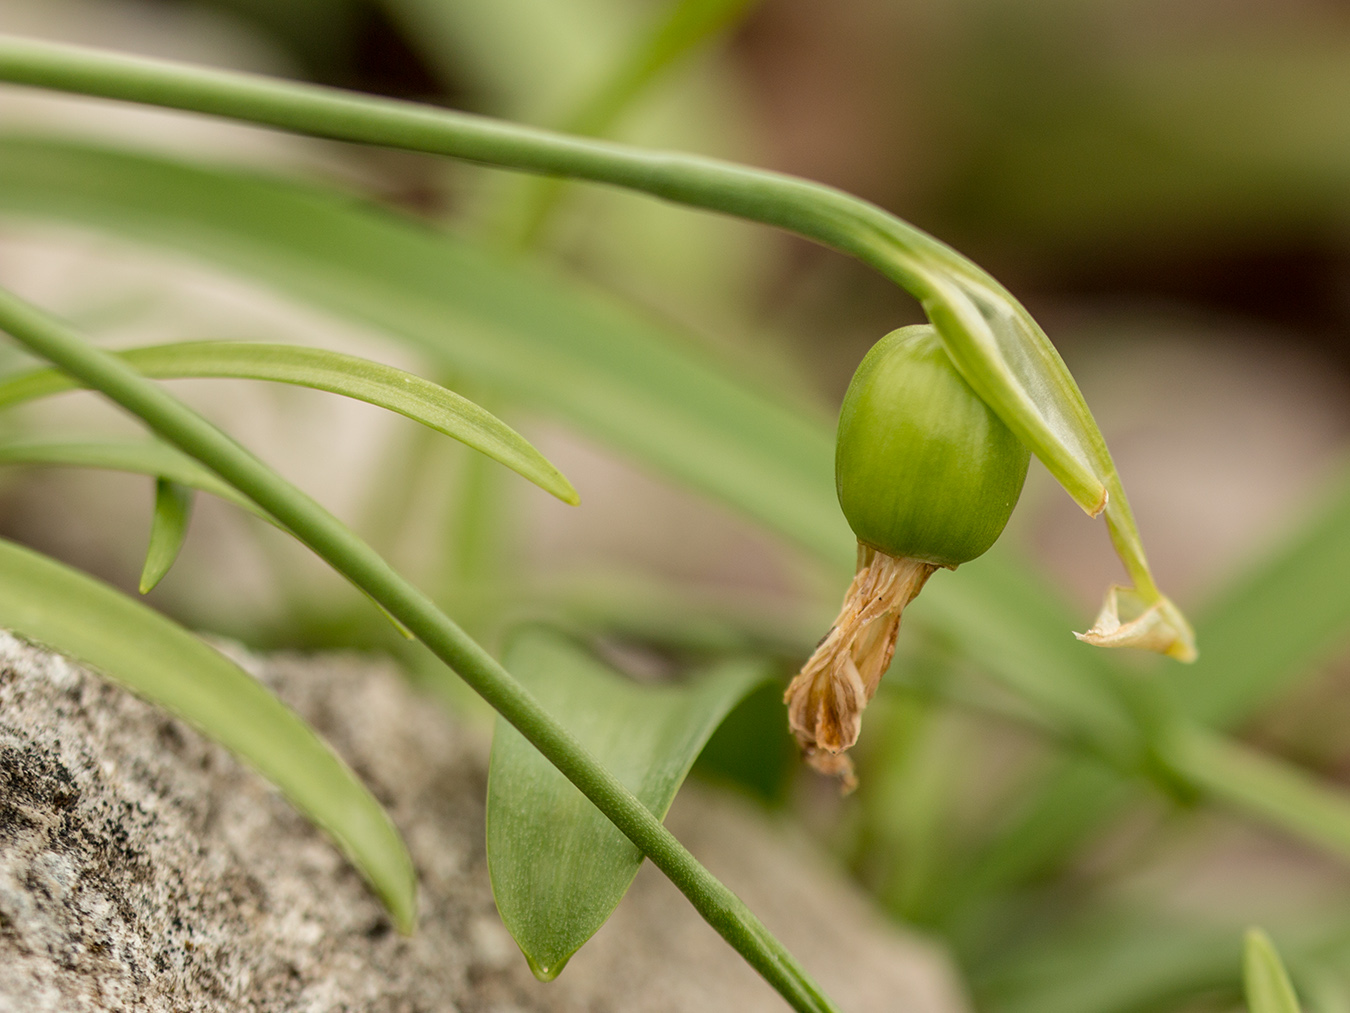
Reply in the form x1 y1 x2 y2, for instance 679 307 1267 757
0 435 413 636
0 436 262 514
139 477 192 593
1245 928 1304 1013
488 628 768 979
0 340 578 505
0 138 848 566
0 535 416 931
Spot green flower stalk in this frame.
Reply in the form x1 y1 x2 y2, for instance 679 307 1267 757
786 327 1030 789
0 35 1197 671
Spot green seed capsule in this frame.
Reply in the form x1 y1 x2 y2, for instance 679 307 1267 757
785 325 1030 792
835 325 1029 567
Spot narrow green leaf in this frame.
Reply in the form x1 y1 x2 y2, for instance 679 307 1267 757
0 436 262 515
1245 928 1304 1013
0 536 416 931
1179 467 1350 727
0 435 413 636
0 138 847 566
488 628 768 979
0 340 579 505
1163 725 1350 867
506 0 760 243
975 912 1245 1013
139 478 192 593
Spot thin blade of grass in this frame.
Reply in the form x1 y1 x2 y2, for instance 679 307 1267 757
0 535 416 931
0 138 844 562
0 435 413 636
0 436 261 515
139 477 192 593
1162 726 1350 867
488 628 768 979
506 0 760 245
1178 467 1350 727
0 340 578 505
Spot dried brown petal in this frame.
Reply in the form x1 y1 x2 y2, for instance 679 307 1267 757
784 546 937 792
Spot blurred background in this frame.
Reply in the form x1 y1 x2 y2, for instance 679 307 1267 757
4 1 1350 1011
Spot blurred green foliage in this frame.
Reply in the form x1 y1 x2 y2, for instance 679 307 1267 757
5 0 1350 1010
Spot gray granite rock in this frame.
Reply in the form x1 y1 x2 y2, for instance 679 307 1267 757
0 631 969 1013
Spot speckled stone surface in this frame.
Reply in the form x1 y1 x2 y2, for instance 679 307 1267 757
0 630 969 1013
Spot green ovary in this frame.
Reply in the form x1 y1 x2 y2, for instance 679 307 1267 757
835 325 1029 568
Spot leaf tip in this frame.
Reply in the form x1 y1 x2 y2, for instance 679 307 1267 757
525 951 570 982
554 476 581 506
1244 926 1302 1013
391 892 418 936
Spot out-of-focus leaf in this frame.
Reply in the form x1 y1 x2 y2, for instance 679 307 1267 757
0 536 416 931
377 0 630 118
509 0 760 244
1162 726 1350 866
939 467 1350 945
0 434 415 637
487 628 767 979
975 912 1247 1013
0 340 579 505
0 138 846 564
139 477 192 593
1176 469 1350 727
918 550 1141 767
0 436 261 515
1246 929 1304 1013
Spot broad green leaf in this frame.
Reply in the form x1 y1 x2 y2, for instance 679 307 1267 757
0 536 416 931
1246 929 1304 1013
0 340 579 505
0 138 845 564
488 628 768 979
139 478 192 593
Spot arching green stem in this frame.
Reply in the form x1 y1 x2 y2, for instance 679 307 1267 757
0 34 1193 659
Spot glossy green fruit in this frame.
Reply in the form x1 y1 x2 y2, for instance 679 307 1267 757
836 325 1030 567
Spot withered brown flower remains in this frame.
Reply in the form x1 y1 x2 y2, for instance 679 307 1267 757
786 326 1030 791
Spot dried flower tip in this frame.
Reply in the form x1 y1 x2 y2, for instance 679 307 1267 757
784 547 936 792
1075 585 1198 662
